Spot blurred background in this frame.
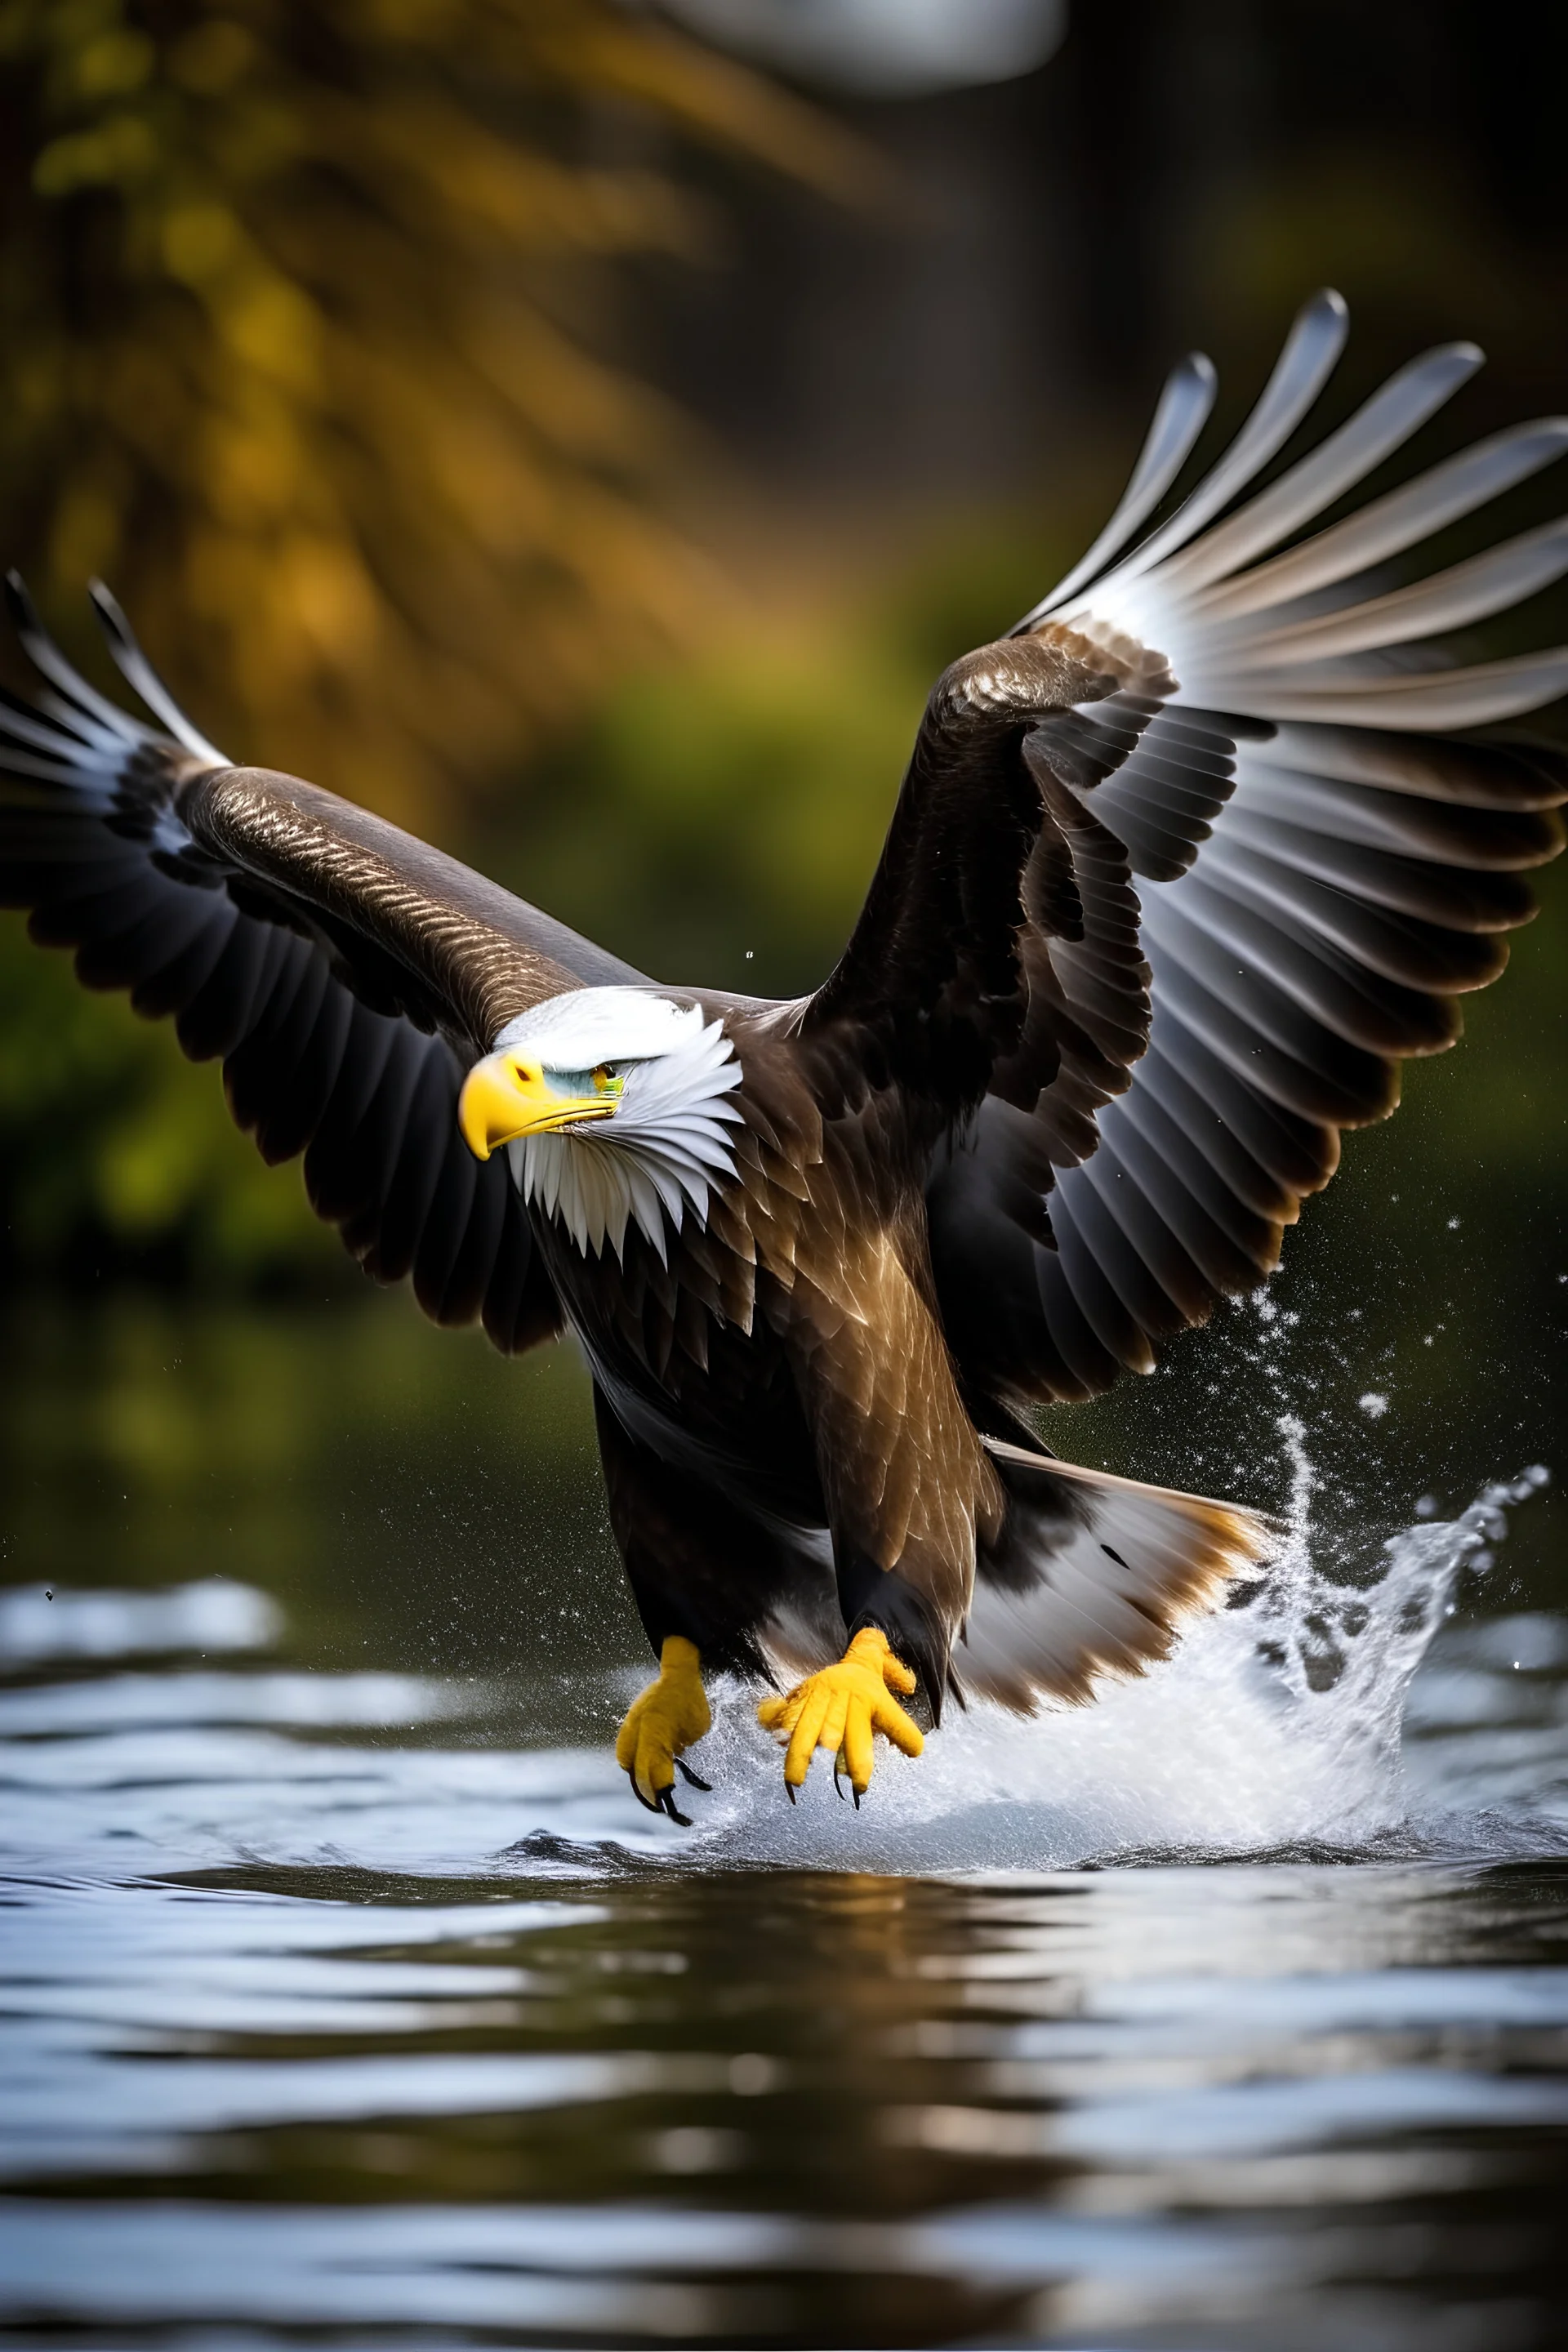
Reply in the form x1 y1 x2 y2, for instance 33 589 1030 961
2 0 1567 1659
7 22 1568 2347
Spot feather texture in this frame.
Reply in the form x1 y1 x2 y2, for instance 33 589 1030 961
961 1441 1272 1710
920 294 1567 1416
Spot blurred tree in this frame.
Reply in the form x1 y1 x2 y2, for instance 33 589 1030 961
0 0 866 826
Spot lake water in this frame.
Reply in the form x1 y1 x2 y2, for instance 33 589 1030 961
2 1281 1567 2349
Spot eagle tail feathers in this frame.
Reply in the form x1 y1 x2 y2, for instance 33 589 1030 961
960 1435 1275 1713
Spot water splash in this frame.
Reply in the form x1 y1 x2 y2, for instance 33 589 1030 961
668 1441 1557 1874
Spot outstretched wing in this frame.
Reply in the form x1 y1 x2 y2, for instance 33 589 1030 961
928 291 1568 1403
804 616 1169 1166
0 579 644 1347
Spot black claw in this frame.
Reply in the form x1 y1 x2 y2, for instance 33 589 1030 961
626 1769 691 1824
785 1780 797 1805
674 1757 711 1793
853 1785 862 1812
832 1759 847 1802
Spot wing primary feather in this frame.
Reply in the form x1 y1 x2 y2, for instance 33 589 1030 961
86 581 229 766
0 686 113 762
1071 1149 1205 1327
1160 341 1484 595
430 1153 508 1328
1138 924 1395 1125
1196 419 1568 621
0 742 91 787
1049 1205 1160 1370
1013 351 1218 626
1113 1053 1295 1228
1209 517 1568 668
1208 647 1568 730
1245 723 1567 813
4 573 159 746
1069 289 1350 595
1198 831 1512 988
1147 1009 1340 1195
1174 868 1459 1055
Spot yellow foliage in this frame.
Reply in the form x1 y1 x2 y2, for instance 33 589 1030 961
0 0 867 829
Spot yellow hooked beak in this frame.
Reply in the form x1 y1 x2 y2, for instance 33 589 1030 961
458 1053 619 1161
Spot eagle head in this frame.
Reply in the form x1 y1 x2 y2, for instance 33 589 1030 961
458 987 743 1259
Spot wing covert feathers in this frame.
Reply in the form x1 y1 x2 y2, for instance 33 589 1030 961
183 763 631 1048
926 294 1568 1407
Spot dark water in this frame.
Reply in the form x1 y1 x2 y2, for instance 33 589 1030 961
2 1256 1568 2348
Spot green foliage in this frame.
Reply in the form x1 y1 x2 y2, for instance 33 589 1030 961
488 509 1089 999
505 630 924 1000
0 0 863 826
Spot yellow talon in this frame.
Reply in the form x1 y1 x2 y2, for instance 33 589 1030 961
756 1626 923 1801
616 1635 711 1821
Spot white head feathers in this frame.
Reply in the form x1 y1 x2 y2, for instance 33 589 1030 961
492 987 743 1261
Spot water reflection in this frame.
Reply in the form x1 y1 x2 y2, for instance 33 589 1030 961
2 1860 1566 2345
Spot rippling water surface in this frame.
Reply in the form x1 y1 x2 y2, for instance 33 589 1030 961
2 1298 1568 2347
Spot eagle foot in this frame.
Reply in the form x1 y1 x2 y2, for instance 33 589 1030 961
756 1627 923 1800
616 1636 712 1824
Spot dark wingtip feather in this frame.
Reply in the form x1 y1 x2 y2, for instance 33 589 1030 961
6 569 42 639
86 577 226 764
86 576 133 648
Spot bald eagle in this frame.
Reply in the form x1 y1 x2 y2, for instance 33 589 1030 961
3 292 1566 1819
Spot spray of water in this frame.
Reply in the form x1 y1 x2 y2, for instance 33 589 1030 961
666 1432 1553 1874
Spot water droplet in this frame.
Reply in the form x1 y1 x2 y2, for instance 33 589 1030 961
1358 1392 1389 1419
